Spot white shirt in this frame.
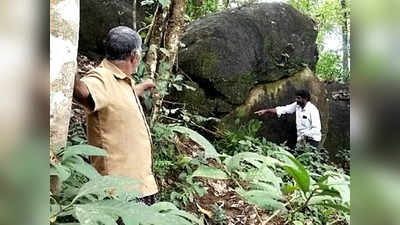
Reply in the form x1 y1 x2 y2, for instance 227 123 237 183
275 102 321 142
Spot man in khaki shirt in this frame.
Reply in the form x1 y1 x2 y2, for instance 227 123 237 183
73 26 158 204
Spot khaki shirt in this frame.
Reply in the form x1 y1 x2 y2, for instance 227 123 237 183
81 59 158 196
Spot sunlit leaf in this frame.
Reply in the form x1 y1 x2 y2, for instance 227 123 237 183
192 166 229 180
62 145 107 161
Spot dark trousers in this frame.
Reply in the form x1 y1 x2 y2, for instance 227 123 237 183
305 137 320 148
137 193 157 206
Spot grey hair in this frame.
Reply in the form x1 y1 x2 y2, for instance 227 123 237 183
104 26 142 60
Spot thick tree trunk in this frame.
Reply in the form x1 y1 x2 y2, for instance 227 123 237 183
144 0 186 127
341 0 349 75
50 0 80 191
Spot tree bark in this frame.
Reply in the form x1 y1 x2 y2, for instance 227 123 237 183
144 0 186 127
164 0 186 66
341 0 349 75
133 0 137 30
50 0 80 192
145 5 169 79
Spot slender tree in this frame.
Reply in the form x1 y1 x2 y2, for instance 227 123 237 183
341 0 350 75
133 0 137 30
144 0 186 127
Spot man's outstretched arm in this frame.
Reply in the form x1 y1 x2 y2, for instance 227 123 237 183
255 102 297 117
254 108 277 116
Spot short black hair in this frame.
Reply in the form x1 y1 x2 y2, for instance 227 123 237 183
295 89 311 101
104 26 142 60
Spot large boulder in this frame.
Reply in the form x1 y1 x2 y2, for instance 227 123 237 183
324 82 350 154
79 0 149 58
221 68 329 149
178 2 318 112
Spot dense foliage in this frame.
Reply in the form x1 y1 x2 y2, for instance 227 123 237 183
288 0 351 82
60 117 350 224
49 145 202 225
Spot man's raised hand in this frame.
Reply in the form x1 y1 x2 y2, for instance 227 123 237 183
142 79 156 91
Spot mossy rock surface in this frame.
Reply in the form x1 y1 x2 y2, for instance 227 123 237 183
324 82 350 156
220 68 329 149
179 2 318 106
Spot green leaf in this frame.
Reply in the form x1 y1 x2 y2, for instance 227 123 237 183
75 203 119 225
63 156 100 179
62 145 107 161
75 200 200 225
225 152 279 173
158 0 170 8
248 166 282 188
313 202 350 213
191 166 228 180
282 183 297 195
151 202 200 224
73 176 139 203
282 156 310 193
53 163 71 181
75 200 146 225
317 174 330 184
249 181 282 199
315 189 341 198
170 126 220 159
318 171 350 204
236 189 284 210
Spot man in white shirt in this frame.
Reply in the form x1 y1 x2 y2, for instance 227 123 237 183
254 89 321 148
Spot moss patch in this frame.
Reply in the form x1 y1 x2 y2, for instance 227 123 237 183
197 52 219 79
214 72 258 105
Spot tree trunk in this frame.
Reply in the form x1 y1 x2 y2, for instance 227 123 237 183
144 0 186 127
50 0 80 192
133 0 137 30
341 0 349 75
